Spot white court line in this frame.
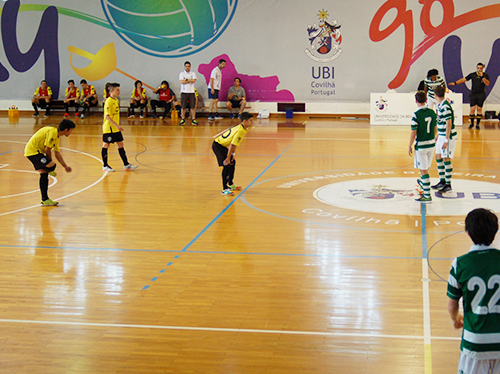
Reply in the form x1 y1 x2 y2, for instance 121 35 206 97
0 318 461 341
0 169 57 198
0 140 105 216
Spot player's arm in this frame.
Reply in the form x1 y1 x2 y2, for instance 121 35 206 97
54 151 72 172
483 74 490 86
449 77 466 86
408 129 416 156
153 87 160 94
447 297 463 329
443 118 452 149
210 77 215 93
224 143 237 166
105 114 123 132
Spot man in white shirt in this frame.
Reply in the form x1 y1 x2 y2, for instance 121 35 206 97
179 61 198 125
207 59 226 121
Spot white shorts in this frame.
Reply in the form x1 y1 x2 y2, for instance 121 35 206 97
414 147 434 170
427 96 438 112
458 351 500 374
436 136 457 158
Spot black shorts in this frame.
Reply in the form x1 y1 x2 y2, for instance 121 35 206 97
35 99 50 109
208 89 219 99
212 141 230 167
82 97 98 107
469 93 486 107
103 131 124 144
181 93 196 109
27 153 51 170
229 99 241 108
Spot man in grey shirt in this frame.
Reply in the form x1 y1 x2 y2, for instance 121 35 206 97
226 77 247 119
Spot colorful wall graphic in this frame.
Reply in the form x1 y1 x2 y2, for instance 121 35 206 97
0 0 498 105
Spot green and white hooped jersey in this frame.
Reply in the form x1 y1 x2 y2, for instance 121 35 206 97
424 75 445 99
411 107 436 150
448 246 500 358
437 100 457 139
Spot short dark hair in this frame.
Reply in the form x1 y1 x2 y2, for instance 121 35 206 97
240 112 253 122
415 91 427 104
427 69 438 78
58 119 76 131
434 86 445 98
219 59 226 65
134 80 142 88
465 208 499 246
184 61 191 66
234 77 241 83
67 79 74 85
161 80 169 88
80 79 87 85
40 80 47 84
477 62 485 67
109 82 120 90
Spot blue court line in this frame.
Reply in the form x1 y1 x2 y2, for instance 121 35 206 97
0 151 11 156
180 145 292 252
421 203 428 259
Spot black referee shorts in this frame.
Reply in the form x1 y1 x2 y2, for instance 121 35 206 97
470 93 486 107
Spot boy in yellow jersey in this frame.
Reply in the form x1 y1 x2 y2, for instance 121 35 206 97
24 119 76 206
63 79 80 117
212 112 253 195
101 83 138 172
32 80 52 118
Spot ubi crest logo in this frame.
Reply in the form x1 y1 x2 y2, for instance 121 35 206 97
305 9 342 63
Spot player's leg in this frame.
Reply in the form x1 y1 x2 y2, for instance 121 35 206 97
45 100 51 117
469 95 477 129
212 141 233 195
139 99 146 118
150 99 158 118
433 137 446 189
129 99 136 118
180 93 187 124
189 93 197 124
415 149 432 202
439 139 456 193
238 99 247 115
102 136 114 172
226 101 234 118
32 98 40 116
475 93 486 129
116 137 138 170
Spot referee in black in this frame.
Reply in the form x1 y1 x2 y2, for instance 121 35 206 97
449 62 490 130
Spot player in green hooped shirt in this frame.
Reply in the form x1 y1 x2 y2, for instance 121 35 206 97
408 91 437 203
448 208 500 373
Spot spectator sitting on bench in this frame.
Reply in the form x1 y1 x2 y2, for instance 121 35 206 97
129 80 148 119
32 80 52 118
79 79 98 119
64 79 80 118
226 77 247 119
150 80 179 119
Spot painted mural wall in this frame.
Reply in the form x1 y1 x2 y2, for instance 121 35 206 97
0 0 498 105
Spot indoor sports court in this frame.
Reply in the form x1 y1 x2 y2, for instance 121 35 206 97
1 114 499 373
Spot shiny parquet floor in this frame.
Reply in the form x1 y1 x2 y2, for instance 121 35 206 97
1 113 500 373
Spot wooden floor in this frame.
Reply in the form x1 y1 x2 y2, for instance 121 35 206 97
1 113 500 373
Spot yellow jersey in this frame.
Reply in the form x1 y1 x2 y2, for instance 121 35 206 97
215 124 248 148
65 87 80 98
24 126 60 157
34 86 52 97
103 96 120 133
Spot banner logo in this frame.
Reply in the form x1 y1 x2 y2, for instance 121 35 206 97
305 9 342 62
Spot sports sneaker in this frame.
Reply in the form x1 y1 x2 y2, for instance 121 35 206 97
80 113 85 119
238 114 242 119
230 113 235 119
75 112 79 117
43 113 50 118
214 114 223 120
103 166 115 172
32 113 39 117
228 184 242 191
208 115 215 121
439 184 452 193
41 198 59 206
64 112 70 117
476 125 480 130
192 119 198 126
124 164 138 171
415 196 432 203
139 115 144 119
222 189 234 196
48 171 57 177
128 115 135 119
468 124 474 129
431 180 446 190
179 119 186 125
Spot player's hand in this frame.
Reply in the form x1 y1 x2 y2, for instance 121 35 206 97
211 89 215 94
65 166 72 172
408 146 413 156
442 142 448 150
449 82 455 86
223 158 231 166
453 314 464 329
117 126 124 131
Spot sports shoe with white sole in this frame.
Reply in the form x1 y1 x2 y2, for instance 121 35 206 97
222 189 234 196
124 164 138 171
103 166 115 172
